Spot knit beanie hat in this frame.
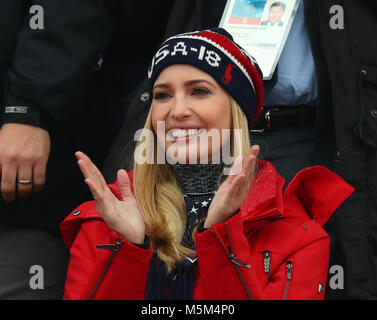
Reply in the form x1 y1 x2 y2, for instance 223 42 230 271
148 28 264 127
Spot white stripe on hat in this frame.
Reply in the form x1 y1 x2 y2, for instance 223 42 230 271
166 33 256 93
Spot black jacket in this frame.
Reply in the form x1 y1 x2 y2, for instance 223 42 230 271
305 0 377 299
0 0 172 230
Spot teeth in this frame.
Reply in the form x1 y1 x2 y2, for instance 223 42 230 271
188 129 198 136
170 129 202 138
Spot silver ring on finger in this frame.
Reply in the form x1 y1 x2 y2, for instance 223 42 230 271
17 179 33 185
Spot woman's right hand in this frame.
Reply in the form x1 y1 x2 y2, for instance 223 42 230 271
75 151 146 244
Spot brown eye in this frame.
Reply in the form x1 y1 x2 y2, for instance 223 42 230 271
153 92 171 100
192 88 211 96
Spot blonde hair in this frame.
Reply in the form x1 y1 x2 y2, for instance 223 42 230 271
133 98 251 271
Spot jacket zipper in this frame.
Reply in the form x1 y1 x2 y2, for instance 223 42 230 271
283 261 293 300
210 223 253 300
88 238 123 300
263 251 271 281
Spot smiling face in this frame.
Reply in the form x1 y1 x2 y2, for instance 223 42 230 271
151 64 232 164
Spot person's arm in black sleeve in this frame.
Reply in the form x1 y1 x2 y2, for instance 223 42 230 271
0 0 114 203
0 0 26 106
2 0 114 131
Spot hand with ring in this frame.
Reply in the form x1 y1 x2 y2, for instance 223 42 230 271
0 124 51 202
17 179 33 185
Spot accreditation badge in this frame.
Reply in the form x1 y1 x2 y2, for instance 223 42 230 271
219 0 300 79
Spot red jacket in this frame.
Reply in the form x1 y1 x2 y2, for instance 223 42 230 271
60 160 354 300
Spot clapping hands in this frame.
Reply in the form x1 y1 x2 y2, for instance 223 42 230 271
204 145 259 228
75 151 145 244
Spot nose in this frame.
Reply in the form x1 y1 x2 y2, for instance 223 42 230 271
170 95 192 120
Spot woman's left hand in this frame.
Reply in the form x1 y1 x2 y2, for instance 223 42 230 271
204 145 260 228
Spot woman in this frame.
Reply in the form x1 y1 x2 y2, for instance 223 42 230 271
60 28 354 300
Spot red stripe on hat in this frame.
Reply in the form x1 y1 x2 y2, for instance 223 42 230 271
192 31 264 126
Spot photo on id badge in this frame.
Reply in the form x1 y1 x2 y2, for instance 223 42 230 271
228 0 268 25
229 0 288 27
